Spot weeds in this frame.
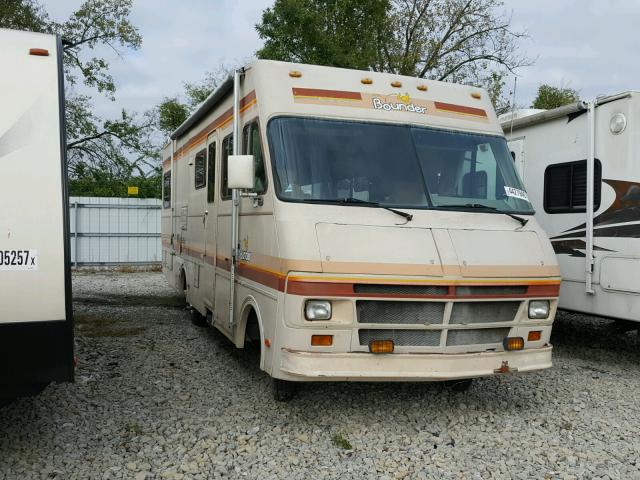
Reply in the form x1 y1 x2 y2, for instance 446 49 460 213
331 433 352 450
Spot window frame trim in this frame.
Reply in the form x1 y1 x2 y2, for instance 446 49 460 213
543 158 602 214
194 148 207 190
266 115 533 214
162 170 171 209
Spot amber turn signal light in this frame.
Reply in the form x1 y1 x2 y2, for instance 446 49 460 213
503 337 524 351
527 330 542 342
369 339 394 354
311 335 333 346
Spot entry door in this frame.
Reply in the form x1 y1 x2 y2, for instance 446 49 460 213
203 133 218 316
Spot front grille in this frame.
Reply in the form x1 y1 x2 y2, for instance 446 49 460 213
356 301 445 325
446 328 510 346
456 286 527 296
449 302 520 324
354 284 448 295
359 329 442 347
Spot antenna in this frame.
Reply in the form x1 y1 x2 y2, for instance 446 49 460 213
509 76 518 136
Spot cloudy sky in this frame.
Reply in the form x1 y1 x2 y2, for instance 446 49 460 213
42 0 639 119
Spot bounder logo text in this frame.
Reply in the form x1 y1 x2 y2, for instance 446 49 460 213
372 96 427 114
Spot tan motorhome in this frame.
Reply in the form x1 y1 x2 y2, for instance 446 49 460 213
162 60 561 400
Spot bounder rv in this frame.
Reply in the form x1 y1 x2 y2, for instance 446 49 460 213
0 29 74 401
162 60 560 400
502 93 640 324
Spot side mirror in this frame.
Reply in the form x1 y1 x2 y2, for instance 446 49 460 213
228 155 255 190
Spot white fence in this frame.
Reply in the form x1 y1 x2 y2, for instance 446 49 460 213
69 197 161 266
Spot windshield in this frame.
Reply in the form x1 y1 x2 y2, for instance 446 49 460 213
267 117 533 214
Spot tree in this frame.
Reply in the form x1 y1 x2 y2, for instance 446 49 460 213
1 0 157 191
256 0 529 110
158 98 190 138
532 84 579 110
157 66 232 138
256 0 390 70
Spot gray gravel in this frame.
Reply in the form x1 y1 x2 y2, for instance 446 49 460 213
1 271 640 479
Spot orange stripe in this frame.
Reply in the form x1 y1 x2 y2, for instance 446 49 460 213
434 101 487 118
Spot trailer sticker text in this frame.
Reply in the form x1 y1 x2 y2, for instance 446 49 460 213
504 186 530 202
0 249 38 270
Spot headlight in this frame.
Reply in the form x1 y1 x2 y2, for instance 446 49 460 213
610 113 627 135
528 300 550 319
305 300 332 320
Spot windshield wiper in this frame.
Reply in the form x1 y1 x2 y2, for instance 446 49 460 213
302 197 413 222
436 203 529 227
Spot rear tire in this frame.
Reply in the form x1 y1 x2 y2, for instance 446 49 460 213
190 308 207 327
273 378 297 402
445 378 474 392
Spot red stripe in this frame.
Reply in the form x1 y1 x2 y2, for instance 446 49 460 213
292 87 362 100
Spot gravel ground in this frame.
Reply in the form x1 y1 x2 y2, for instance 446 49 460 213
1 272 640 480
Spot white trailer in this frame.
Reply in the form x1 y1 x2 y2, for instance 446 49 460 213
162 60 560 400
0 29 74 400
502 92 640 323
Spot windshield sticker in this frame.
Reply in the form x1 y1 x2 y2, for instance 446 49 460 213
291 87 488 122
504 186 530 202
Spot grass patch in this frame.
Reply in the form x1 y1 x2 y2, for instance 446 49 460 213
331 433 352 450
124 422 144 435
75 313 146 338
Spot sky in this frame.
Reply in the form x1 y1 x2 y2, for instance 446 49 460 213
42 0 640 119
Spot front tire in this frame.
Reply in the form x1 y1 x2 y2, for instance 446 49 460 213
272 378 297 402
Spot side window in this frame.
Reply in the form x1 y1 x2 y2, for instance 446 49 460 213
207 142 216 203
242 121 267 194
544 159 602 213
163 171 171 209
221 135 233 200
194 149 206 189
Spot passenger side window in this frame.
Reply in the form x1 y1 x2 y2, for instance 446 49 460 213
207 142 216 203
163 171 171 209
544 160 602 213
242 121 267 194
194 149 206 190
221 135 233 200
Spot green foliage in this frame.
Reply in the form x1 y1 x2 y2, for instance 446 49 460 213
486 71 511 116
69 170 161 198
0 0 50 31
61 0 142 98
183 68 230 108
158 98 190 138
256 0 390 70
157 66 231 140
532 84 580 110
331 433 353 450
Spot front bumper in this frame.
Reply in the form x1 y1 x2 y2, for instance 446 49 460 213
278 346 552 381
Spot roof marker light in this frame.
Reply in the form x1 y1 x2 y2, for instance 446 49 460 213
361 77 373 85
391 81 402 88
289 70 302 78
29 48 49 56
471 92 481 99
417 84 428 91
